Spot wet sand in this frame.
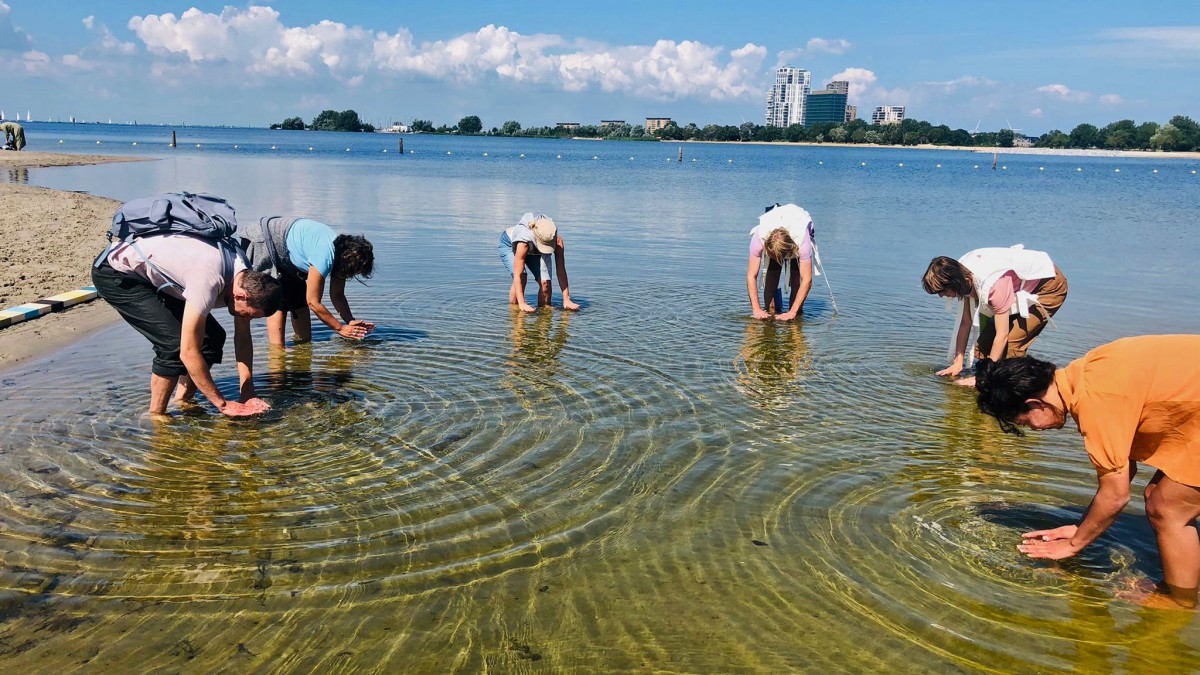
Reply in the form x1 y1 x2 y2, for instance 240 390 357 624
0 152 147 372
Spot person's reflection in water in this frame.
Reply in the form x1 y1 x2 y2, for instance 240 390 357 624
506 309 570 397
262 342 362 409
734 319 809 409
7 167 28 184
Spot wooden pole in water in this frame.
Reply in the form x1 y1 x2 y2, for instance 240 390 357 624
678 145 682 162
170 130 176 148
992 152 998 170
399 137 404 155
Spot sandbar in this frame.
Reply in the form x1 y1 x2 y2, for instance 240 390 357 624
0 152 148 372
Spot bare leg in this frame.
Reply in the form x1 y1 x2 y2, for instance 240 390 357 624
763 259 782 313
267 309 288 347
291 309 312 344
149 373 180 414
173 374 198 405
1145 471 1200 608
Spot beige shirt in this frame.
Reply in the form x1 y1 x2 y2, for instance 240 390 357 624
108 234 245 316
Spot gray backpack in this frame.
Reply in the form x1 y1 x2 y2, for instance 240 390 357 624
95 192 245 293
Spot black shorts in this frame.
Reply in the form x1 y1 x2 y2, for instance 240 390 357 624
92 260 225 377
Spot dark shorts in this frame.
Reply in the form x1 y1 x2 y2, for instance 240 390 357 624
92 260 225 377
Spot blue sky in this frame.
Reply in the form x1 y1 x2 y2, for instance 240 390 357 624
2 1 1197 134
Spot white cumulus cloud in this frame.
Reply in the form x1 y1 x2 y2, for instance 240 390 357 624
1036 83 1093 103
124 7 769 102
1098 93 1124 105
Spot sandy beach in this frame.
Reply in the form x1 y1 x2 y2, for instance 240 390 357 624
0 152 147 372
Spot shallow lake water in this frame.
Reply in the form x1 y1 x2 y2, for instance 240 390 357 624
1 125 1199 671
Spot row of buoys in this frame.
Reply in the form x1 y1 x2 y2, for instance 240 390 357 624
47 139 1200 174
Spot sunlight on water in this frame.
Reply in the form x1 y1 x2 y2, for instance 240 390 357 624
1 132 1198 671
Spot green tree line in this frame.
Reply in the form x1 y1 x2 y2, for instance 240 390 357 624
272 110 1200 151
270 109 375 132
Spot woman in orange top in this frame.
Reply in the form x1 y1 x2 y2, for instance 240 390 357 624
973 335 1200 609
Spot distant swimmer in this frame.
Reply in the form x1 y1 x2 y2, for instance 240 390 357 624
974 335 1200 610
92 193 282 417
922 245 1067 386
239 216 376 347
499 212 580 313
746 203 816 321
1 121 25 151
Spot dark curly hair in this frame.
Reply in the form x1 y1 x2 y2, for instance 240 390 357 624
922 256 974 296
332 234 374 280
974 356 1058 436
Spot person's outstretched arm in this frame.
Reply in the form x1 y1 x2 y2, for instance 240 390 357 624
328 275 375 334
233 315 269 408
553 236 580 310
180 304 262 416
1019 467 1132 559
937 301 973 376
306 267 370 339
511 243 536 313
746 255 769 319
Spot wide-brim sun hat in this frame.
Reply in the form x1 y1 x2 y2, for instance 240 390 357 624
530 217 557 254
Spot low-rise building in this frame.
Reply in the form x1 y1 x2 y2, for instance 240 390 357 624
599 120 626 127
556 122 580 131
645 117 673 133
845 105 857 123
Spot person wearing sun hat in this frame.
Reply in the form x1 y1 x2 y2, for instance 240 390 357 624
498 212 580 312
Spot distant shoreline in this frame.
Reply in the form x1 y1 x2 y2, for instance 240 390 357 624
675 139 1200 159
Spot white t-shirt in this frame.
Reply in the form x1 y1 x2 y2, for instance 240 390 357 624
108 234 246 315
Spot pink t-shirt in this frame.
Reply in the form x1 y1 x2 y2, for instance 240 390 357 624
749 229 812 261
986 271 1041 314
107 234 246 316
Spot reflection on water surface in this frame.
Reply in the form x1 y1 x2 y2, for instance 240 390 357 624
2 137 1198 671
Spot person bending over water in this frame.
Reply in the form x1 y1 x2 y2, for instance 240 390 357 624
974 336 1200 610
499 212 580 313
93 202 282 417
922 245 1066 386
746 203 814 321
240 216 375 347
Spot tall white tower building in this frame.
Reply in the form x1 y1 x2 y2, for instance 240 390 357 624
765 67 811 127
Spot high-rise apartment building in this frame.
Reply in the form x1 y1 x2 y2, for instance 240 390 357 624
825 80 849 95
765 67 811 127
845 105 857 123
804 90 849 126
872 106 905 125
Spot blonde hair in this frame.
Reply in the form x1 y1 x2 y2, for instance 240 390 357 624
764 228 799 261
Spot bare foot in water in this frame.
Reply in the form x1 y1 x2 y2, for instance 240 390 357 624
1116 579 1198 610
954 375 976 387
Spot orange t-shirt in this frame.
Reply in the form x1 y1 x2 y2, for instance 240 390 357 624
1054 335 1200 487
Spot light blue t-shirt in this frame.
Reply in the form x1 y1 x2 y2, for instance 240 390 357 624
285 218 337 278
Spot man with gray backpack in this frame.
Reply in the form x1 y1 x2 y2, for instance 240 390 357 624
92 192 282 417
